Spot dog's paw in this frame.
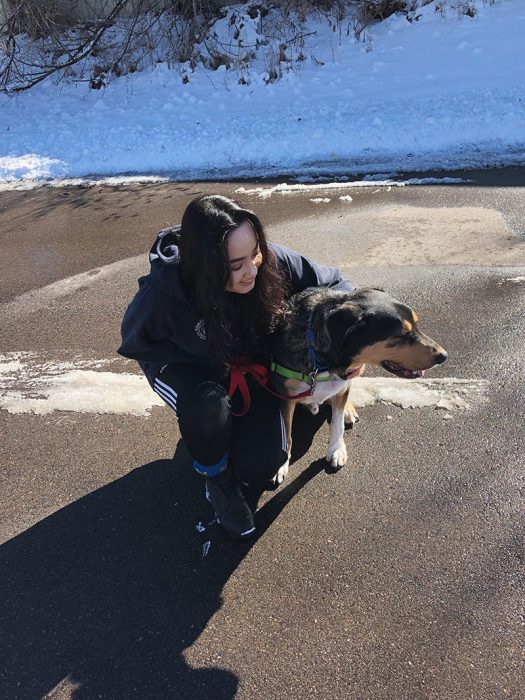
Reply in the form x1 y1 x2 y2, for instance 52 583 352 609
265 459 289 490
275 459 289 484
308 402 320 415
326 442 347 469
344 401 359 427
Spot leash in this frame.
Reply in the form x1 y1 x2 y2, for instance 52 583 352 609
229 315 324 415
228 357 315 416
228 358 269 417
228 314 360 416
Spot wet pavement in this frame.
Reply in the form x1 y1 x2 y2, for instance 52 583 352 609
1 170 524 699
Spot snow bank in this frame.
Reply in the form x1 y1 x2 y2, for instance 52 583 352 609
0 0 523 184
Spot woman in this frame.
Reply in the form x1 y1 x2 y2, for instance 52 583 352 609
119 194 353 540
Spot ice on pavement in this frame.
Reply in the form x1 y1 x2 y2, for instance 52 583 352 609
0 353 164 417
0 353 488 417
349 376 488 411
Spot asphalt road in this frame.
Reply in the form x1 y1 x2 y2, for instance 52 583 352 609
1 171 524 699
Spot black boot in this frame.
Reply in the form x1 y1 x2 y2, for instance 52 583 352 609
205 465 255 540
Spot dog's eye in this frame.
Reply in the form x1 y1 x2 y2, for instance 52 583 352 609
397 322 419 345
392 320 417 344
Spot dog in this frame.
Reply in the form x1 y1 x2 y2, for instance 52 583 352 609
270 287 447 473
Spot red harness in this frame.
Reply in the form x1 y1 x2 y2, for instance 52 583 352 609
228 357 314 416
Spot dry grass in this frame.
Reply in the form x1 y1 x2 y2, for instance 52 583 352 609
1 0 452 93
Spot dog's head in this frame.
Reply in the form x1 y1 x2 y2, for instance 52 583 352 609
315 288 447 379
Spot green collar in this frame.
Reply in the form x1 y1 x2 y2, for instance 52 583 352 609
270 360 336 384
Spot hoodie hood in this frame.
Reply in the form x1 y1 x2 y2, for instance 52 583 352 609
147 226 189 303
149 225 181 264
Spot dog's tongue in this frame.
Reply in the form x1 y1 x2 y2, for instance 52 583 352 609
405 368 424 379
345 367 361 380
383 361 425 379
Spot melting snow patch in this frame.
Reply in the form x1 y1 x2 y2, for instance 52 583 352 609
0 353 164 416
236 181 404 199
310 198 331 203
0 174 170 192
497 276 525 286
350 377 488 411
0 354 487 417
236 178 470 199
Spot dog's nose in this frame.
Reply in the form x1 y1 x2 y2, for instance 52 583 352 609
433 350 448 365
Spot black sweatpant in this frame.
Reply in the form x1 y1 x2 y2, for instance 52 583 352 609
142 362 288 484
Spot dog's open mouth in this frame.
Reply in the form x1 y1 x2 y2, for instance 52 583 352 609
381 360 425 379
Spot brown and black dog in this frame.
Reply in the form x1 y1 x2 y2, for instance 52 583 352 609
271 287 447 475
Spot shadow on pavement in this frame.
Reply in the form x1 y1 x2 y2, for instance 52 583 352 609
1 416 329 699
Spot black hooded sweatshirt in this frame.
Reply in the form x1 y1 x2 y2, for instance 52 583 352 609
118 227 353 372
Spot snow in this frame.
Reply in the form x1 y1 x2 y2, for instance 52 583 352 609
497 276 525 285
0 353 165 416
349 376 488 411
0 352 488 417
0 0 524 186
234 176 470 199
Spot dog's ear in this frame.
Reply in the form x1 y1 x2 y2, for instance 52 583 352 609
319 303 364 351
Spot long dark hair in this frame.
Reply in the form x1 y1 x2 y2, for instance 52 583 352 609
178 194 288 370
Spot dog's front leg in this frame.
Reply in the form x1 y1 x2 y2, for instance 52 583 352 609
344 399 359 427
344 366 365 426
326 386 349 469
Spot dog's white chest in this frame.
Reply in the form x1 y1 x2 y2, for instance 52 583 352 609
299 376 349 406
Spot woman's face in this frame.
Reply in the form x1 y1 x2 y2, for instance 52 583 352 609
225 220 263 294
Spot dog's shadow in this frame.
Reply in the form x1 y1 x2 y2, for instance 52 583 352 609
1 414 329 700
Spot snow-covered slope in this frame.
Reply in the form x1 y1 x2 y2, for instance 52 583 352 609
0 0 523 185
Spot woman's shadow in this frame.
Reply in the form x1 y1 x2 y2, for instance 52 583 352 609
1 409 330 699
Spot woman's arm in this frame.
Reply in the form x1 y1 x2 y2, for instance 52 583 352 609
118 276 208 364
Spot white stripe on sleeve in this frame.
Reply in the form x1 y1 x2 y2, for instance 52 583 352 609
154 382 178 412
154 378 178 403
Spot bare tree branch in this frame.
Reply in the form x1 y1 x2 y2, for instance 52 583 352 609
0 1 387 94
1 0 132 92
